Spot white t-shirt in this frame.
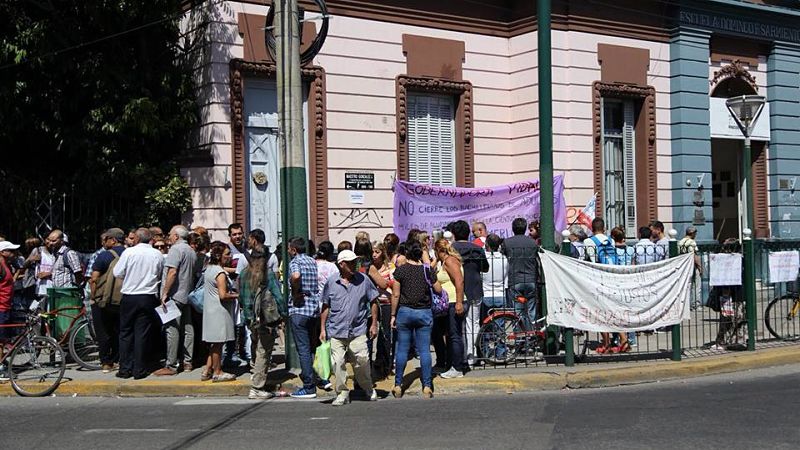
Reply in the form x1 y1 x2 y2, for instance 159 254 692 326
36 248 55 296
482 251 508 299
583 233 609 263
113 243 164 295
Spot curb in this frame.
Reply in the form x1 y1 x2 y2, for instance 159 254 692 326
2 345 799 397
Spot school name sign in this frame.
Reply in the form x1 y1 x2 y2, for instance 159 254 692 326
392 176 567 238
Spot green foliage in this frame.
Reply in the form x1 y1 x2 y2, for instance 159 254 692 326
0 1 204 246
145 173 193 226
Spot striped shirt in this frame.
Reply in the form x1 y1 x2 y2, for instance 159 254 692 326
51 246 83 288
288 254 319 318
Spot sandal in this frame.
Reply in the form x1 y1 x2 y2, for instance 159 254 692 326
212 372 237 383
595 345 609 354
618 342 632 353
200 370 212 381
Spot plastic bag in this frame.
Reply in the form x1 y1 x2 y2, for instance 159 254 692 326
313 340 332 381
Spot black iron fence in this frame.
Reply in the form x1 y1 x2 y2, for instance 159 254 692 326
466 235 800 370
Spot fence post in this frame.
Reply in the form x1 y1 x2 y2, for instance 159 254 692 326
669 229 681 361
743 228 757 351
560 230 575 366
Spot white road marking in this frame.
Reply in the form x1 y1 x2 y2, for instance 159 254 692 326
310 417 329 420
173 399 255 406
84 428 201 434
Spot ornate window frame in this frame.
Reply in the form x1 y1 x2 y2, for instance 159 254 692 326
229 59 329 240
592 81 657 223
396 76 474 187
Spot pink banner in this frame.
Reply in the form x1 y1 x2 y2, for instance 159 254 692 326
393 176 567 239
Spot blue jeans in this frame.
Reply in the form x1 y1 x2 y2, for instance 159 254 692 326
291 314 317 390
509 283 537 329
394 306 433 389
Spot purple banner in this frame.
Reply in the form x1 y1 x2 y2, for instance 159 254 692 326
393 176 567 239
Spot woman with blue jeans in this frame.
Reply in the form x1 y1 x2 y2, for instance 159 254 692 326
390 241 441 398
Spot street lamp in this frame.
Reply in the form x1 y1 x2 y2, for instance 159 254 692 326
725 95 765 232
725 94 765 352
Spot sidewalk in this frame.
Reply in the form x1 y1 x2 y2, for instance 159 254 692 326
3 345 800 397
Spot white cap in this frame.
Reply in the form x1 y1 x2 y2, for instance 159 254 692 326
0 241 20 252
337 249 358 264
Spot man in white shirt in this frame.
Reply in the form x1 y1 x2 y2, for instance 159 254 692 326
113 227 164 380
633 226 658 265
650 220 670 261
583 218 612 263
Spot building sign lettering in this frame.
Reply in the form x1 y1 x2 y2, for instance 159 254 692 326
680 10 800 44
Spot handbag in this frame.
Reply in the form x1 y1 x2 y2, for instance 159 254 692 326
424 264 449 317
188 270 205 313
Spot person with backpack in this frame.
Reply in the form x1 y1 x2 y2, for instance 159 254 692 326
240 249 284 399
583 218 617 265
90 228 126 373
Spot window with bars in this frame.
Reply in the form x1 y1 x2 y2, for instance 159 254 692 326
407 94 456 186
602 98 637 235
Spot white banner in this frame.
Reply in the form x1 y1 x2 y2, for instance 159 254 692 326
768 251 800 283
539 251 694 332
709 253 743 286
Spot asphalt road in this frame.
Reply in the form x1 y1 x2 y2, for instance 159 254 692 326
3 364 800 450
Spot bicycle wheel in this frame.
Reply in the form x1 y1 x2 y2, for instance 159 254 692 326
9 335 66 397
764 295 800 341
476 317 518 365
68 319 101 371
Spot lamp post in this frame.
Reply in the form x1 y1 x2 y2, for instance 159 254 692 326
725 94 765 351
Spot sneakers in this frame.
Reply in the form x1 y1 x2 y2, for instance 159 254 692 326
367 389 378 401
249 388 275 400
183 362 194 372
439 367 464 379
101 363 115 374
422 387 433 399
290 387 317 399
332 391 350 406
0 365 9 382
318 379 333 391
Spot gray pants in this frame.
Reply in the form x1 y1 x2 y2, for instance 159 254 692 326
165 301 194 368
251 323 277 390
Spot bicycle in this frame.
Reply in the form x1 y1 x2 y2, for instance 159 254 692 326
0 312 66 396
36 302 101 371
764 287 800 341
475 296 546 365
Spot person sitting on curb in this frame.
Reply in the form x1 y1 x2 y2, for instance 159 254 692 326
319 250 380 406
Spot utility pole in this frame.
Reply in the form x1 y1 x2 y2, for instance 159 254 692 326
276 0 308 371
537 0 557 354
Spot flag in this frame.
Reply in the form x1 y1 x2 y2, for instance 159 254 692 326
576 193 596 228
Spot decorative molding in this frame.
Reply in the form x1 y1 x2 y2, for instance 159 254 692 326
710 60 759 92
229 59 329 240
592 81 658 222
396 76 474 187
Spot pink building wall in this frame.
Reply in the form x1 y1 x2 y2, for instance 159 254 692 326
182 1 674 241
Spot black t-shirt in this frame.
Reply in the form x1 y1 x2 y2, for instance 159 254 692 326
92 246 125 274
392 263 432 309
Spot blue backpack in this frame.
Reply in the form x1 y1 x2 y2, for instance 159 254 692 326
590 236 618 265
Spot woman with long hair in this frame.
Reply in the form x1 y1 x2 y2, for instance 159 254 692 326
240 249 284 398
201 241 238 382
371 242 394 379
390 241 441 398
432 238 466 379
383 233 400 268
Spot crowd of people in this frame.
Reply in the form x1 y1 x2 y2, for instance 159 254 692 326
0 214 698 401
